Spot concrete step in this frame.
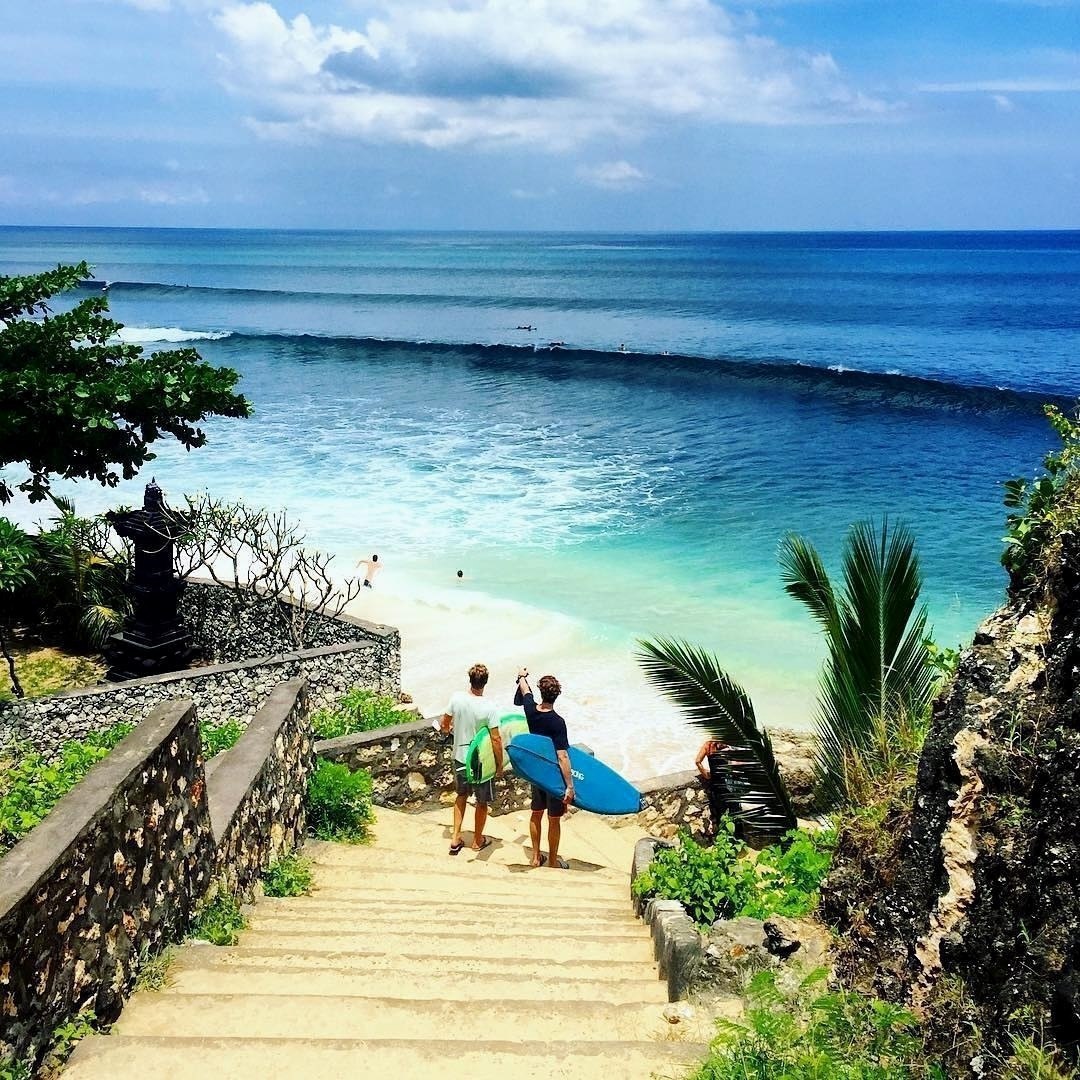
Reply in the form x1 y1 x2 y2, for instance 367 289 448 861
255 893 638 924
304 883 629 914
244 911 643 940
307 865 629 901
111 993 721 1043
165 965 670 1004
68 1034 710 1080
235 928 654 963
175 945 661 983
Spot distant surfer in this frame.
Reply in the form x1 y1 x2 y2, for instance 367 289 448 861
516 324 535 331
441 663 504 854
357 554 381 589
515 669 574 869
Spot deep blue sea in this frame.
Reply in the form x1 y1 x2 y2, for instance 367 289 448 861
2 227 1077 775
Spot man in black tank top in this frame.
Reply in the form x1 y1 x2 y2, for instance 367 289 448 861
514 670 574 869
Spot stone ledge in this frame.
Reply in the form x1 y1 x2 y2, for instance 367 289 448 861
207 679 307 844
0 699 196 910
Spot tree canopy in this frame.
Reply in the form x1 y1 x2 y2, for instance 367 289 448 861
0 262 251 503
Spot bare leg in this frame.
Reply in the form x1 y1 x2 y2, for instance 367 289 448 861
547 814 563 868
472 802 489 848
529 810 544 866
452 793 468 847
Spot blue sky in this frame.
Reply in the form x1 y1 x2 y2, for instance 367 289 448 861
2 0 1078 229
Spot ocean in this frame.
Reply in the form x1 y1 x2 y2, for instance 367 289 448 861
1 227 1076 778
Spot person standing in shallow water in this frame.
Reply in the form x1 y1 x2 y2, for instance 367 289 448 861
442 663 503 855
515 669 574 869
358 553 381 588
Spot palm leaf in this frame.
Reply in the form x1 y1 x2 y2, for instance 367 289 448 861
636 636 796 838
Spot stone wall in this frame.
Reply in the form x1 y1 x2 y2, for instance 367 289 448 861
0 640 398 760
206 678 314 896
0 681 315 1067
180 577 394 663
317 719 818 836
0 700 213 1066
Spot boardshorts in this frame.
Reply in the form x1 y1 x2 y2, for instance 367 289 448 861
454 762 494 806
530 783 566 818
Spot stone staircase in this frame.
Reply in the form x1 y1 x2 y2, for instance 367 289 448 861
67 805 715 1079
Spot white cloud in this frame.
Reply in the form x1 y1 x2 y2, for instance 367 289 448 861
920 78 1080 92
991 93 1016 112
577 160 649 190
209 0 885 150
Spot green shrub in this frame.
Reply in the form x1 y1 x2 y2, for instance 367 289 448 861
200 719 243 758
306 761 374 843
0 1056 30 1080
0 723 133 855
310 688 401 740
190 890 247 946
693 969 944 1080
262 853 314 897
632 823 834 926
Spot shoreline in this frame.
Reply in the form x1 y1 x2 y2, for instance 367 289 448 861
344 569 814 783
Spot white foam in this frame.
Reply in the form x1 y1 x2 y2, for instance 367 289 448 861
117 326 232 343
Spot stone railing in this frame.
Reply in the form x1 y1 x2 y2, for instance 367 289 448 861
317 719 818 836
0 681 312 1067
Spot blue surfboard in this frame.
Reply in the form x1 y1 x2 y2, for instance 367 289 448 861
507 733 642 816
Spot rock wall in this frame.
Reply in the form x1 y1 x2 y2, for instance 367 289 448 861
0 640 398 759
180 577 394 663
0 682 314 1067
318 719 818 836
0 700 212 1066
824 531 1080 1074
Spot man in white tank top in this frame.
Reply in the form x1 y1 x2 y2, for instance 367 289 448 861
441 663 504 854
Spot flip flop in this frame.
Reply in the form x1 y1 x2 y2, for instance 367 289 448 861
448 840 464 856
472 837 492 852
534 853 547 867
554 857 569 869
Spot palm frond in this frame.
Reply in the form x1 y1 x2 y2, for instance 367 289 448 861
636 636 797 837
779 533 839 631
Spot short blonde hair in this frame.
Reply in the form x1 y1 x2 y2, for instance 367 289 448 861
468 663 489 690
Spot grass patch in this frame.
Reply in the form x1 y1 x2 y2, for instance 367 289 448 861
133 945 177 992
199 719 243 758
0 723 134 856
692 969 944 1080
632 821 834 927
190 891 247 946
262 853 314 897
307 760 374 843
0 646 105 702
310 687 403 740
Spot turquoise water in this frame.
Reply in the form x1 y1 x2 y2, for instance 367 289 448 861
1 227 1075 761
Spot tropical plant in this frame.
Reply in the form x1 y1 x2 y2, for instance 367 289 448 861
310 687 402 740
262 854 314 897
0 517 35 697
29 497 132 649
306 761 374 843
693 968 944 1080
778 519 937 808
1002 404 1080 593
0 262 250 505
636 636 796 839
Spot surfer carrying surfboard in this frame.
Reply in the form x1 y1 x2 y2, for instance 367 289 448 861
514 670 574 869
441 663 504 855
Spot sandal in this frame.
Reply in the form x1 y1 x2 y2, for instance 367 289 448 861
448 840 464 856
472 837 492 852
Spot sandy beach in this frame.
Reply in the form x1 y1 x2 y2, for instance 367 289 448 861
344 568 812 783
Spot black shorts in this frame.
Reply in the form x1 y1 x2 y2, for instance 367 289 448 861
530 784 566 818
454 763 494 805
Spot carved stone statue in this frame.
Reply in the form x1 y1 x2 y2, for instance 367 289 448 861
105 480 193 680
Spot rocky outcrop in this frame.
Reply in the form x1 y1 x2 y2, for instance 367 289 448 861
825 532 1080 1073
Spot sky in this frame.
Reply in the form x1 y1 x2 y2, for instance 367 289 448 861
1 0 1078 230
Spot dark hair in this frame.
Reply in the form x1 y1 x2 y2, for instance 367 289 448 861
371 554 378 562
468 663 489 690
537 675 561 704
457 570 463 578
